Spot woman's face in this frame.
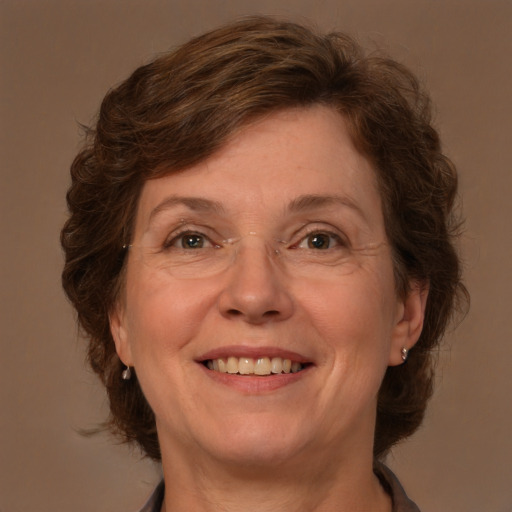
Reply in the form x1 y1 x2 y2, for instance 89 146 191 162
111 106 424 470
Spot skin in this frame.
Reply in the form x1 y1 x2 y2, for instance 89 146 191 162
110 106 427 511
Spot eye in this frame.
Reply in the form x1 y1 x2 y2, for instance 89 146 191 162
181 233 206 249
165 231 216 250
297 231 343 250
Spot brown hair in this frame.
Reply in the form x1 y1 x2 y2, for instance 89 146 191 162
61 16 467 460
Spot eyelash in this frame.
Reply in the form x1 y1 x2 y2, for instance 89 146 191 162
293 229 347 250
162 226 348 252
163 229 219 250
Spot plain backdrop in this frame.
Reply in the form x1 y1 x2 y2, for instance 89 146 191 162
1 1 511 511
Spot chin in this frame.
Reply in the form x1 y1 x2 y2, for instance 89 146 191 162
197 415 312 468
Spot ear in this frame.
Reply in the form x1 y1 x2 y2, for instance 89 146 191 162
109 302 134 367
388 280 429 366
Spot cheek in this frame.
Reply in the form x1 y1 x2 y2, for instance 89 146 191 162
296 264 398 373
123 268 216 360
302 273 396 336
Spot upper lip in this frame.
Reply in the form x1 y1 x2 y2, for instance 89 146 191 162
197 345 312 363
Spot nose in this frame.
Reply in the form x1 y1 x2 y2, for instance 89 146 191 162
217 241 294 324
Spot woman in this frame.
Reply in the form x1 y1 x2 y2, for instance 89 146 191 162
61 17 466 512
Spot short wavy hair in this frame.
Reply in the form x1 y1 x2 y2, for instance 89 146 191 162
61 16 467 460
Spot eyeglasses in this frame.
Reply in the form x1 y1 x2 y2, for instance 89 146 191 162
123 230 386 280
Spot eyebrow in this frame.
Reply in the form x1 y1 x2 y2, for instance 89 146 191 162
287 194 368 221
149 196 226 222
148 193 367 224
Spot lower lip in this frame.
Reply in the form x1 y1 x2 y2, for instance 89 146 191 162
199 364 311 393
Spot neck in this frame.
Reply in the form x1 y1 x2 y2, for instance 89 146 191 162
159 439 391 512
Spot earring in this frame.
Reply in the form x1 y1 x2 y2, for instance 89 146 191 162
401 347 409 362
121 366 132 380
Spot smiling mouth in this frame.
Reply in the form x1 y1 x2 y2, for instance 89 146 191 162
203 356 307 376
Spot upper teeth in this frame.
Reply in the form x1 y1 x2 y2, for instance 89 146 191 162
206 356 303 375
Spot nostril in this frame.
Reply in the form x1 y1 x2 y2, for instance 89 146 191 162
225 307 281 322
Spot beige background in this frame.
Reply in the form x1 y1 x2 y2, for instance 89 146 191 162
1 1 511 511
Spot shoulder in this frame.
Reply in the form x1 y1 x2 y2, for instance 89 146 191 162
374 462 421 512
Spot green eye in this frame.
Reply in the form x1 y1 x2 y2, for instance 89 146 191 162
164 232 212 250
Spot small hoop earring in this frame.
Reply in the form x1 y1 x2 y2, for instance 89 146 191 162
401 347 409 362
121 366 132 380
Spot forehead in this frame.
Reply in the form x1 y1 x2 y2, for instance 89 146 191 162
136 106 382 229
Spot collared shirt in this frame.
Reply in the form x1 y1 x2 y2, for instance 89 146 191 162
138 464 420 512
138 480 164 512
375 463 421 512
